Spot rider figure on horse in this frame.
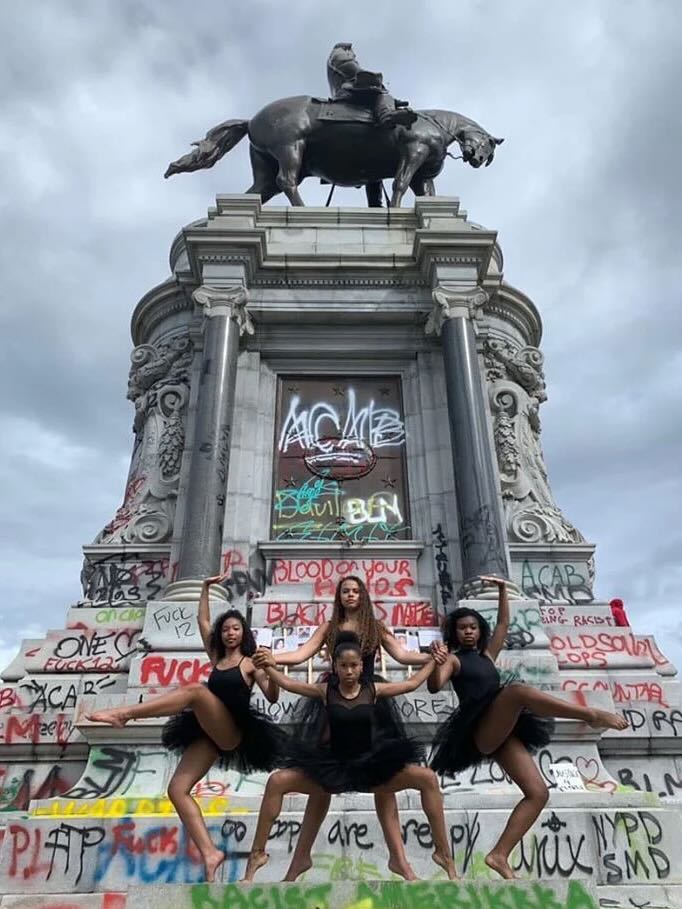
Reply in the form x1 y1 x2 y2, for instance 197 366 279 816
327 43 417 129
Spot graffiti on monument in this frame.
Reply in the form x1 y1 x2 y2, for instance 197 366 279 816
272 377 410 541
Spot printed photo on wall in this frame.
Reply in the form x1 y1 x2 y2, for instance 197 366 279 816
252 627 274 648
417 629 443 652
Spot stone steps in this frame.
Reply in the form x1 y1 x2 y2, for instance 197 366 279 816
1 804 681 893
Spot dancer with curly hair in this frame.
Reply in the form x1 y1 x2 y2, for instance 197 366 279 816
242 631 457 882
86 573 284 881
265 574 435 881
429 575 628 879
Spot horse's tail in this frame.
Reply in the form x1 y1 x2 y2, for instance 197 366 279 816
164 119 249 178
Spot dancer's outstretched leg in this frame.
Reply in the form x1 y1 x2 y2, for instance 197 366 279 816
86 683 242 751
282 788 331 881
242 769 324 882
374 766 457 880
484 736 549 879
474 683 628 755
374 791 417 880
167 737 225 882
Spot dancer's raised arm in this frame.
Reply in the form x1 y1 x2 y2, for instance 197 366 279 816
253 648 324 700
482 576 509 660
198 574 228 662
375 658 437 698
272 622 330 666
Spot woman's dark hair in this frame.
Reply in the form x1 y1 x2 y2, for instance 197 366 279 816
442 607 491 653
326 575 381 657
209 609 256 659
332 630 363 662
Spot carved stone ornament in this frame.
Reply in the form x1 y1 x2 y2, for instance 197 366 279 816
484 338 584 545
93 334 193 545
193 284 255 336
425 286 488 336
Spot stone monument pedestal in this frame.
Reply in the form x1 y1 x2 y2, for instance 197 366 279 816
0 197 680 904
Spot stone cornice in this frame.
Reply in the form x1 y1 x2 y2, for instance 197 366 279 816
484 282 543 347
130 277 194 346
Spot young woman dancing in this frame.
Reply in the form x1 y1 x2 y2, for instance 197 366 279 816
267 574 434 881
242 631 457 882
86 573 285 882
428 575 628 880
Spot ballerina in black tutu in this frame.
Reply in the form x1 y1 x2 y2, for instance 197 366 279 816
264 574 435 881
428 575 629 880
241 631 457 882
85 573 283 882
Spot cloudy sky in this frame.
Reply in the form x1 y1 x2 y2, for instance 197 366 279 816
1 1 680 672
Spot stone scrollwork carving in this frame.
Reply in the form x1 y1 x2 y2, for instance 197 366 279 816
484 338 584 545
193 284 255 336
425 286 488 336
94 334 193 544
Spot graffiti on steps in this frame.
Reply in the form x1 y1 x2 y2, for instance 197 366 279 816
67 746 168 800
33 796 235 818
612 765 682 800
187 880 598 909
0 674 122 714
0 713 77 747
263 601 437 628
519 562 592 603
592 811 671 884
27 629 142 674
0 762 78 812
549 632 672 669
82 554 170 604
540 606 614 627
560 678 670 708
272 558 415 598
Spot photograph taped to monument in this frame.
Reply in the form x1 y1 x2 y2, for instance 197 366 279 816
272 375 410 542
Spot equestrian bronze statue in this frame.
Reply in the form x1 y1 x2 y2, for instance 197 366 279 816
165 43 503 207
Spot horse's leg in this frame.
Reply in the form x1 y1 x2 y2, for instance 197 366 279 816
247 146 280 203
410 176 436 197
365 182 384 208
391 144 430 208
273 141 306 206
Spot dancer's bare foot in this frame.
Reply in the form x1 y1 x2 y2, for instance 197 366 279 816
241 849 269 882
433 850 458 880
388 857 419 881
282 856 312 881
84 708 131 727
587 709 628 731
485 852 517 880
204 849 226 883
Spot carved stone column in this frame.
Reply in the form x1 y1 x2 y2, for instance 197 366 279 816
426 286 513 598
163 285 254 602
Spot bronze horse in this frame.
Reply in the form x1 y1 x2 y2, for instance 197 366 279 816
165 96 503 207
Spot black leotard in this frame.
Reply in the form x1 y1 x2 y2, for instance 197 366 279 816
162 655 286 773
206 658 252 716
429 647 553 776
283 680 423 792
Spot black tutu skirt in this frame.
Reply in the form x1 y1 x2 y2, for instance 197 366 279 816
286 671 415 751
283 672 424 793
283 732 424 793
430 684 554 776
161 705 287 775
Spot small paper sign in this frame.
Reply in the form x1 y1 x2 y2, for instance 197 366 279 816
252 627 273 648
417 629 443 651
549 762 586 791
